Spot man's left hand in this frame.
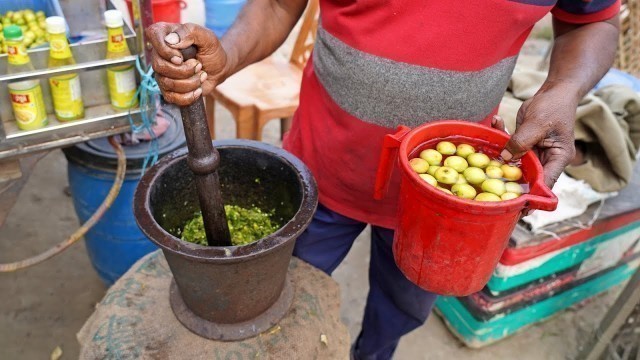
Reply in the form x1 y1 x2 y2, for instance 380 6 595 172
501 84 578 189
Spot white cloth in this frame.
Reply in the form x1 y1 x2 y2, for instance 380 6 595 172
522 173 617 232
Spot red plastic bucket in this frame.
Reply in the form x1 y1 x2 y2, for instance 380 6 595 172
374 120 558 296
125 0 187 24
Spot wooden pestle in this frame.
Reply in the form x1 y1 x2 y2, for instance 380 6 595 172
177 46 232 247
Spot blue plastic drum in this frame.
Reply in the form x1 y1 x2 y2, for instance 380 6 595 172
63 107 185 286
204 0 246 37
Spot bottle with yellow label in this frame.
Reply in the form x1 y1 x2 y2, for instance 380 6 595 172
46 16 84 121
4 25 47 131
104 10 138 110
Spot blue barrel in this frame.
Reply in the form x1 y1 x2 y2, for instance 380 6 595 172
63 108 185 286
204 0 246 37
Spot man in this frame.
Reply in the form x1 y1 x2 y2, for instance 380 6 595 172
147 0 619 358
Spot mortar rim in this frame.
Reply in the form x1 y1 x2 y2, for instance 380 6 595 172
133 139 319 263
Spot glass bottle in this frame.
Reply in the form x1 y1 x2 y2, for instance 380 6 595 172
5 25 47 131
104 10 138 110
47 16 84 121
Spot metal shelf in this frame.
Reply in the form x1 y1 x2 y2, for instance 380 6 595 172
0 0 149 161
0 55 138 83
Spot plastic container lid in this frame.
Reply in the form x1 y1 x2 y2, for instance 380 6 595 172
45 16 66 34
63 106 186 174
3 25 23 40
104 10 124 28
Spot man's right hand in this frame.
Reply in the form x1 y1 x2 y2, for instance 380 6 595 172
147 22 232 106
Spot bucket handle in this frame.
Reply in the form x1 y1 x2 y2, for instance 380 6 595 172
374 126 411 200
524 178 558 211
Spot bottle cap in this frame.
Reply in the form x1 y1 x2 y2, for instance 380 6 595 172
45 16 66 34
3 25 23 40
104 10 124 28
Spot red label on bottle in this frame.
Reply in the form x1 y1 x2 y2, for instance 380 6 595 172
111 34 124 43
11 94 31 104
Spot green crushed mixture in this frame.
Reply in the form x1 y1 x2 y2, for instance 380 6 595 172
181 205 280 246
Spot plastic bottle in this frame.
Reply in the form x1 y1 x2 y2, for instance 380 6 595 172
47 16 84 121
4 25 47 131
104 10 138 110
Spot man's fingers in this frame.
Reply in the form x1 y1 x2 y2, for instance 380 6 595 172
503 99 539 160
147 23 218 65
146 22 183 63
168 24 197 49
541 156 568 189
166 23 219 54
156 71 207 94
152 53 200 80
201 80 215 98
502 120 546 162
161 88 203 107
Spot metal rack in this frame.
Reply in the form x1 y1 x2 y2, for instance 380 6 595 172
0 0 153 160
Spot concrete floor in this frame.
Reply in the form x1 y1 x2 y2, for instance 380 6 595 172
0 103 624 359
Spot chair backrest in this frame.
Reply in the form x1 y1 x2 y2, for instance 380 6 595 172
615 0 640 76
289 0 320 70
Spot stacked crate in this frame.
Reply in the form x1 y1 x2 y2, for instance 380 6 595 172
435 166 640 348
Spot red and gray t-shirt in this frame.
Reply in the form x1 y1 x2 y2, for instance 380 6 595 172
283 0 620 229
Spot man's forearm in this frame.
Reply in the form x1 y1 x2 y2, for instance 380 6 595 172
219 0 308 79
542 16 619 102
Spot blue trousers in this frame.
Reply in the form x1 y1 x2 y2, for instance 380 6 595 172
293 204 438 360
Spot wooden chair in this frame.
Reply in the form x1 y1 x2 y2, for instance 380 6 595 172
615 0 640 77
205 0 319 140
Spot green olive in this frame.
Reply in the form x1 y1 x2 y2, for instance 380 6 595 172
24 12 35 23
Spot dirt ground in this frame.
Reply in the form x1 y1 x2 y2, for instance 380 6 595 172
0 103 625 359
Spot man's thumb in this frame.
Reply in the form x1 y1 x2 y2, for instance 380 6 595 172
166 23 217 50
501 122 544 161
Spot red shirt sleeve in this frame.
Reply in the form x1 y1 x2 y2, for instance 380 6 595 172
552 0 621 24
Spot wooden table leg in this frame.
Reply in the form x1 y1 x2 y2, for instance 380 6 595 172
235 106 258 140
280 117 292 140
